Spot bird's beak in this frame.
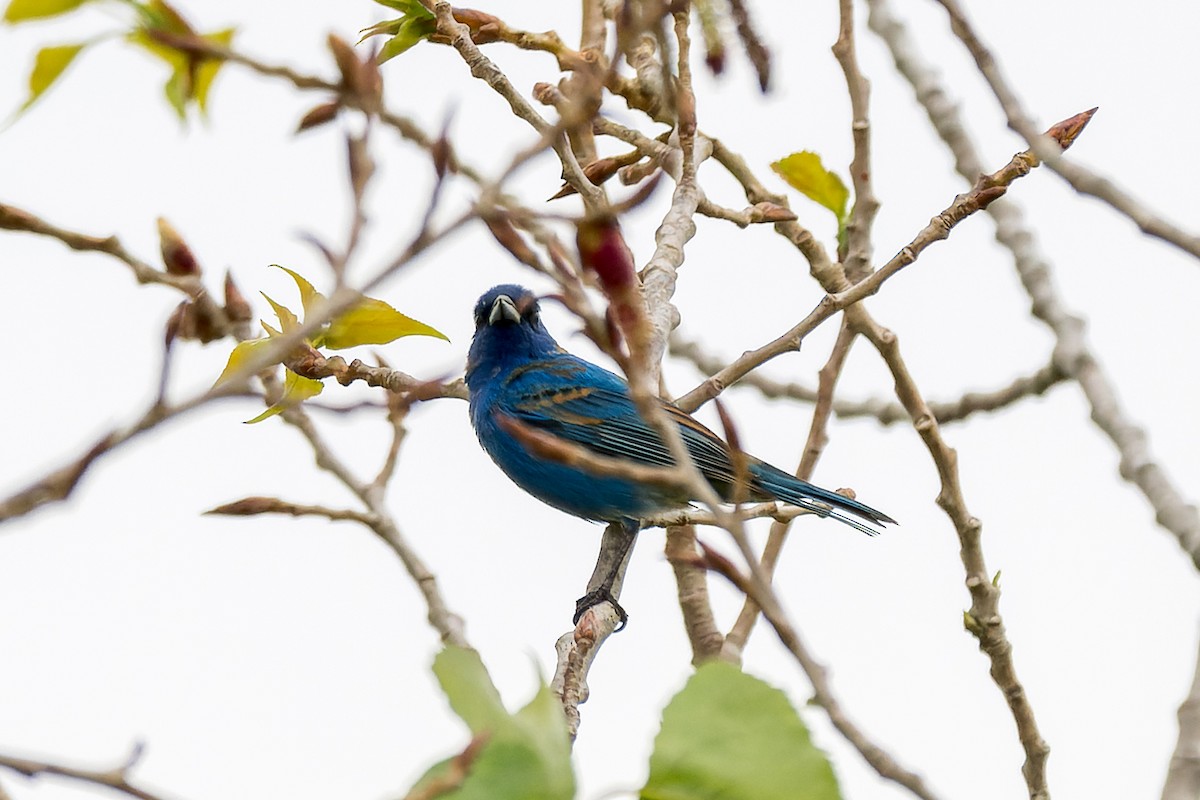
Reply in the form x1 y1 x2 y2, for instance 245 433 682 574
489 294 521 325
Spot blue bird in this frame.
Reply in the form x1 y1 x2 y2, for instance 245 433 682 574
466 284 894 624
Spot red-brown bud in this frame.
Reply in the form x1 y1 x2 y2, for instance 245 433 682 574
157 217 200 276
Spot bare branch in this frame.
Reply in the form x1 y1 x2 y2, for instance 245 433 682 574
1164 629 1200 800
868 0 1200 577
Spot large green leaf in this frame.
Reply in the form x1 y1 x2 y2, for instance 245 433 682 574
3 0 87 23
642 662 841 800
407 646 575 800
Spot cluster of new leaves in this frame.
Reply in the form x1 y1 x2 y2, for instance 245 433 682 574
216 266 447 423
3 0 232 118
425 647 841 800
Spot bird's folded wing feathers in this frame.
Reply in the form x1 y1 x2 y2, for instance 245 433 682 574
501 358 738 483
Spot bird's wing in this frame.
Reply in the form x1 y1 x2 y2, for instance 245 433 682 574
500 356 738 481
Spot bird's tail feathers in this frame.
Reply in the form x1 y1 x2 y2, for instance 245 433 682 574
750 463 894 536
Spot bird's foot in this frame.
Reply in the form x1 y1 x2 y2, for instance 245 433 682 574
573 588 628 631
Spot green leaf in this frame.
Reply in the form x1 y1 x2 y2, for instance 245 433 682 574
771 151 850 224
510 682 575 799
377 15 437 63
432 647 510 734
245 369 323 424
162 64 190 119
370 0 433 15
3 0 87 23
324 296 447 349
20 43 85 112
408 646 575 800
193 26 234 113
642 662 841 800
139 0 194 35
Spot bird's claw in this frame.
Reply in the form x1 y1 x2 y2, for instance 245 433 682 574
573 589 628 631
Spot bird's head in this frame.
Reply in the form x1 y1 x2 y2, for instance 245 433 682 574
466 285 560 383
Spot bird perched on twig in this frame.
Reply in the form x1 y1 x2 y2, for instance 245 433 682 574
465 284 894 626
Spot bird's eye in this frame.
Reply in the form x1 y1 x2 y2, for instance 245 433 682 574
525 308 540 326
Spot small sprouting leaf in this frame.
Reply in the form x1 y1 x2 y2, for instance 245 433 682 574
193 27 235 113
273 265 324 318
260 292 300 334
20 43 85 112
771 151 849 224
245 369 324 424
642 661 841 800
214 338 273 386
376 15 438 63
138 0 194 34
358 18 403 43
3 0 87 23
324 297 448 349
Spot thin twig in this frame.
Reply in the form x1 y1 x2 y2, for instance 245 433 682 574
933 0 1200 261
204 496 376 525
724 319 858 659
0 748 169 800
832 0 878 278
670 334 1068 425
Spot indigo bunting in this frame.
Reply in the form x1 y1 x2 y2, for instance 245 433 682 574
466 284 894 623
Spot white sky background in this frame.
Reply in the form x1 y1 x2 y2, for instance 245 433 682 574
1 1 1198 799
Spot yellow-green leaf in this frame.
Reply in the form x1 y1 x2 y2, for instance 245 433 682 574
261 292 300 333
3 0 87 23
771 151 849 223
273 265 324 318
139 0 194 35
20 43 85 112
245 369 324 423
325 297 447 349
214 338 274 387
193 27 235 113
163 65 190 119
377 15 437 64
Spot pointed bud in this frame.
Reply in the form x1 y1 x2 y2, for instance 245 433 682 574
157 217 200 276
577 214 636 293
223 271 252 322
297 100 340 133
328 34 362 95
